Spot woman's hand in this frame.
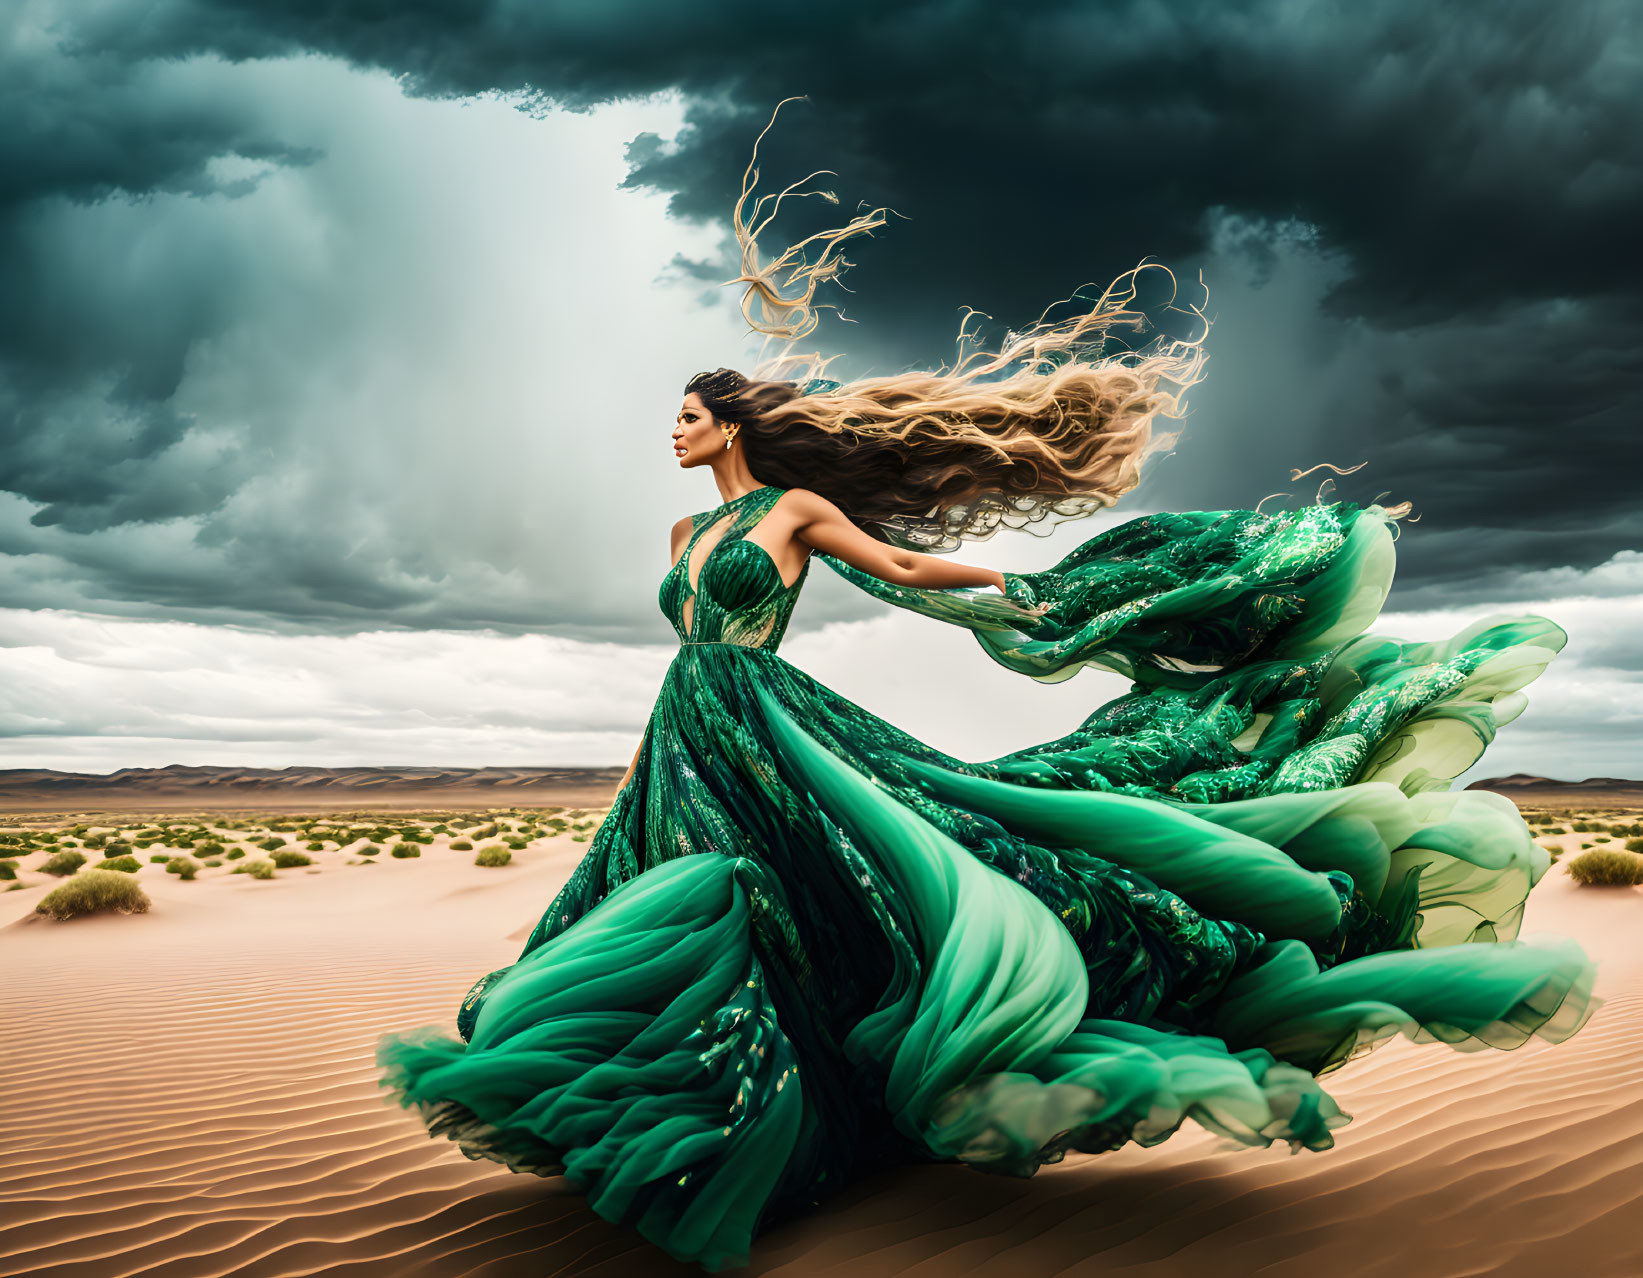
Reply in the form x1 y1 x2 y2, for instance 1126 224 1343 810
993 571 1053 626
992 597 1052 627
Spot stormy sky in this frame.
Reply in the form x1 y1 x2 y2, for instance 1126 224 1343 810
2 0 1638 777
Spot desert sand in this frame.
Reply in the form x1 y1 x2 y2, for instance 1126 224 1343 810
1 808 1640 1277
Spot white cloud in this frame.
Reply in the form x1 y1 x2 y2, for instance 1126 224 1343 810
0 607 673 771
3 560 1636 778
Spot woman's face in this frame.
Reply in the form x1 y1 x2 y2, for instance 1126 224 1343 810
673 392 723 468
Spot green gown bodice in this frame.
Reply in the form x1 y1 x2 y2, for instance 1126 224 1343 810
657 485 808 650
378 483 1601 1272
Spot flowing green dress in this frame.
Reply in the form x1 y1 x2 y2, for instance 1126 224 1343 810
376 484 1599 1271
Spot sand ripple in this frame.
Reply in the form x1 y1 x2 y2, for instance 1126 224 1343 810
2 859 1638 1277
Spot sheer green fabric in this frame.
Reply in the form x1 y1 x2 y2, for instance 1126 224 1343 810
377 484 1600 1271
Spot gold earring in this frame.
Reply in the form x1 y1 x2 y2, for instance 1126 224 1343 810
721 424 740 450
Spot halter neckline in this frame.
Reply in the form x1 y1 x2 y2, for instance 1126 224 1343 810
712 485 780 513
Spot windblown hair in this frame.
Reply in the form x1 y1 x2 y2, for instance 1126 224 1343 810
690 97 1410 550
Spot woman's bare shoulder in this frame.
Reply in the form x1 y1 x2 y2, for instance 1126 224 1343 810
774 487 845 521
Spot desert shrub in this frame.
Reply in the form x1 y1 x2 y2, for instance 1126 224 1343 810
271 850 312 868
148 853 171 863
571 834 589 843
226 848 246 860
1565 849 1643 887
202 858 223 868
258 837 286 851
470 823 499 840
1626 838 1643 853
95 855 142 873
41 850 86 876
431 824 450 834
231 859 276 880
195 841 224 857
505 838 528 850
103 839 132 856
449 839 473 850
358 844 380 856
305 840 325 851
474 845 512 867
391 844 420 859
165 856 200 880
0 859 15 881
82 833 108 849
36 869 151 920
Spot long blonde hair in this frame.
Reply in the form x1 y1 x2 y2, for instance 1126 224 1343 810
701 98 1399 550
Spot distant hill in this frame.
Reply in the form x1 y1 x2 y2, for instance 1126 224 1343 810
1465 773 1643 806
1 763 1635 815
0 764 627 812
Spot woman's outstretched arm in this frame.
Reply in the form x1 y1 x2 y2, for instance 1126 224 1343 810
786 488 1032 598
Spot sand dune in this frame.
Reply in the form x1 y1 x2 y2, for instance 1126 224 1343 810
2 826 1639 1277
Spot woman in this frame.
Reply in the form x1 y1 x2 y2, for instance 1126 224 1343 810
376 105 1600 1271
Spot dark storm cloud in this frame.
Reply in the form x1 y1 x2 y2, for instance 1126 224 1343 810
0 13 314 533
0 19 317 212
86 0 1637 318
3 0 1640 624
